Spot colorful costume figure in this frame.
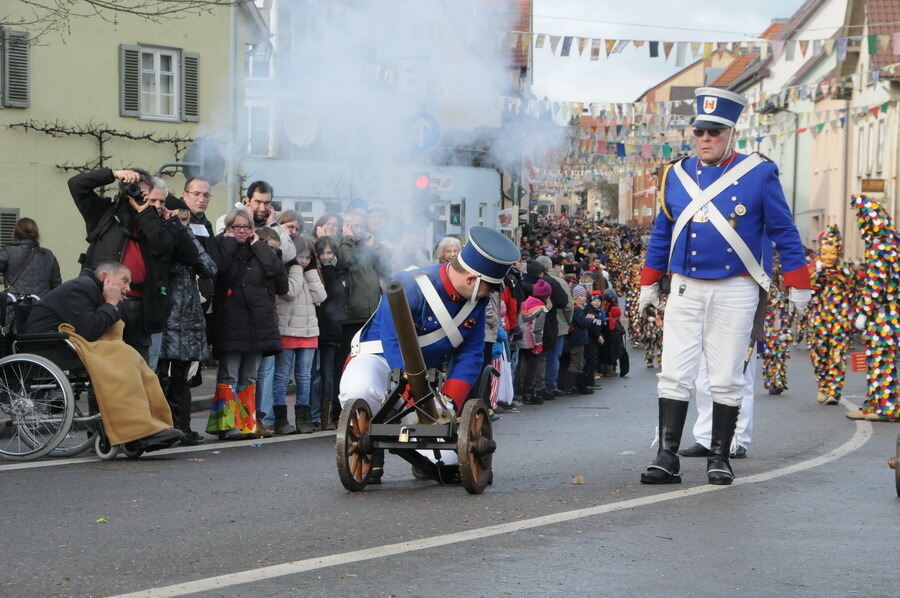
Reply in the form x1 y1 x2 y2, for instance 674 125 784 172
643 293 665 369
625 261 646 348
761 260 794 394
806 225 857 405
848 196 899 421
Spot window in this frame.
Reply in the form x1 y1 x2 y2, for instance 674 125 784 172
0 209 19 248
875 120 885 174
1 28 29 108
120 44 199 122
244 43 272 79
141 48 178 119
856 127 866 177
868 123 877 175
247 102 274 157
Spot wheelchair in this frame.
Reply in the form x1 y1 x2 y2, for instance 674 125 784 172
0 293 143 461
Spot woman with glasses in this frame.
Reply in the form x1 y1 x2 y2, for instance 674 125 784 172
206 209 285 440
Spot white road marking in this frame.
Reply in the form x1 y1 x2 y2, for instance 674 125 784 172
106 400 874 598
0 431 336 472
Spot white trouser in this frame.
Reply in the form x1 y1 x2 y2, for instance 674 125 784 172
658 274 759 407
692 355 755 450
338 354 457 465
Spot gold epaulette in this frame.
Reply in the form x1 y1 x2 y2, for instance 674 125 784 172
657 157 685 222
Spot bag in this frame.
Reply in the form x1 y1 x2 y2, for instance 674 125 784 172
491 354 515 408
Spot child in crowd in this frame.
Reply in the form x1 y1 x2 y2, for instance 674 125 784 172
312 236 345 430
518 279 551 405
271 236 327 434
567 284 594 394
583 290 606 388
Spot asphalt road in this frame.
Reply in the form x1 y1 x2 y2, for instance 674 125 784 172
2 345 897 598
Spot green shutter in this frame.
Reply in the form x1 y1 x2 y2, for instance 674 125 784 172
181 51 199 122
2 30 30 108
119 44 140 117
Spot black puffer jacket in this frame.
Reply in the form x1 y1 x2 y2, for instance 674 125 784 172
316 263 347 342
0 240 61 296
210 235 284 357
160 222 217 361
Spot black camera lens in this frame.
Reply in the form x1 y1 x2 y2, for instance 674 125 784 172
123 182 146 204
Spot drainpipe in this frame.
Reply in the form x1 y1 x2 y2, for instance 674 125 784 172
842 99 850 254
227 4 239 207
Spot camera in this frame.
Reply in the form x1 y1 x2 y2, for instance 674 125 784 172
122 182 145 204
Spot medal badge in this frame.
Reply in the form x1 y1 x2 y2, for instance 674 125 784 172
693 205 710 223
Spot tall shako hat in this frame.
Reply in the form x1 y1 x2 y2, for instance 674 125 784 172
458 226 519 284
693 87 748 129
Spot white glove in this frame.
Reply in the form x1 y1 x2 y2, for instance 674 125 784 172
638 284 661 317
854 314 866 330
789 288 811 316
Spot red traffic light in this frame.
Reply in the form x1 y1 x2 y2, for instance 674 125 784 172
414 174 430 189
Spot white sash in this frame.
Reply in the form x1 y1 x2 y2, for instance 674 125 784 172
351 273 477 356
669 154 770 289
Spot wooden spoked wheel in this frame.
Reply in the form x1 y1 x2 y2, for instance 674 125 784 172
336 399 374 491
457 399 495 494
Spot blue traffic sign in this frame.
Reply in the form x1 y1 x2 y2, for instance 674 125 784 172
411 112 442 153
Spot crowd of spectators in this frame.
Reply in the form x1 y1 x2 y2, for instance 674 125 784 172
12 168 655 442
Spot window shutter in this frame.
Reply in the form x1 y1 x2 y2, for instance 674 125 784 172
2 30 30 108
0 209 19 249
119 44 140 117
181 51 199 122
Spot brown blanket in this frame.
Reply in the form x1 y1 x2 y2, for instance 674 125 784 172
59 321 172 445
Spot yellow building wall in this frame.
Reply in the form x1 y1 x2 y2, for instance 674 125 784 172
0 8 257 279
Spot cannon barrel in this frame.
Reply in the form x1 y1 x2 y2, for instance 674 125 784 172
385 281 439 419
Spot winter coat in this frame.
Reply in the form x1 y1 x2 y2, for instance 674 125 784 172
275 265 327 338
160 223 217 362
68 168 177 334
569 305 592 346
210 235 284 356
518 296 547 351
316 263 347 342
0 240 61 296
338 235 391 323
484 292 501 343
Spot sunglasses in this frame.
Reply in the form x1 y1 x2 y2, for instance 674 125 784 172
693 128 725 138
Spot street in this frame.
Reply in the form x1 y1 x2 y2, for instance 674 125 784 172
2 345 897 598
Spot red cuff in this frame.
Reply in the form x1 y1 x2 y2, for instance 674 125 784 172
441 378 471 412
782 266 811 290
640 266 665 286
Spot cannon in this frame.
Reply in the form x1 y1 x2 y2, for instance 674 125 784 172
335 282 496 494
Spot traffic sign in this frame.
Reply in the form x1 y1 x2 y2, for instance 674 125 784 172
411 112 442 153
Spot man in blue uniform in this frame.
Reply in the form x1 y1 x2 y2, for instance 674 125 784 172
339 226 519 482
638 87 811 486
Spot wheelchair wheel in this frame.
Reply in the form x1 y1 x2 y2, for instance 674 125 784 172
0 353 75 461
17 399 98 458
457 399 495 495
122 446 144 460
336 399 374 491
94 432 120 460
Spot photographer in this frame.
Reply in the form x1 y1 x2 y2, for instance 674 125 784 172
68 167 175 361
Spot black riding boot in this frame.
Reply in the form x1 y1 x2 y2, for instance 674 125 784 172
707 402 740 485
641 398 689 484
369 449 384 484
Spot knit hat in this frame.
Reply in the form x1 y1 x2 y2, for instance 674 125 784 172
532 279 551 298
572 284 587 299
526 260 545 277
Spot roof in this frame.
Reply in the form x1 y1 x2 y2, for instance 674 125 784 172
759 21 787 40
867 0 900 78
710 54 758 86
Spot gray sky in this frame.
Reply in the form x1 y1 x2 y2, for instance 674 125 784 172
531 0 808 102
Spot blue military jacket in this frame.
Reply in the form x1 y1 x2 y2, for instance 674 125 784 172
358 263 487 401
643 152 809 288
